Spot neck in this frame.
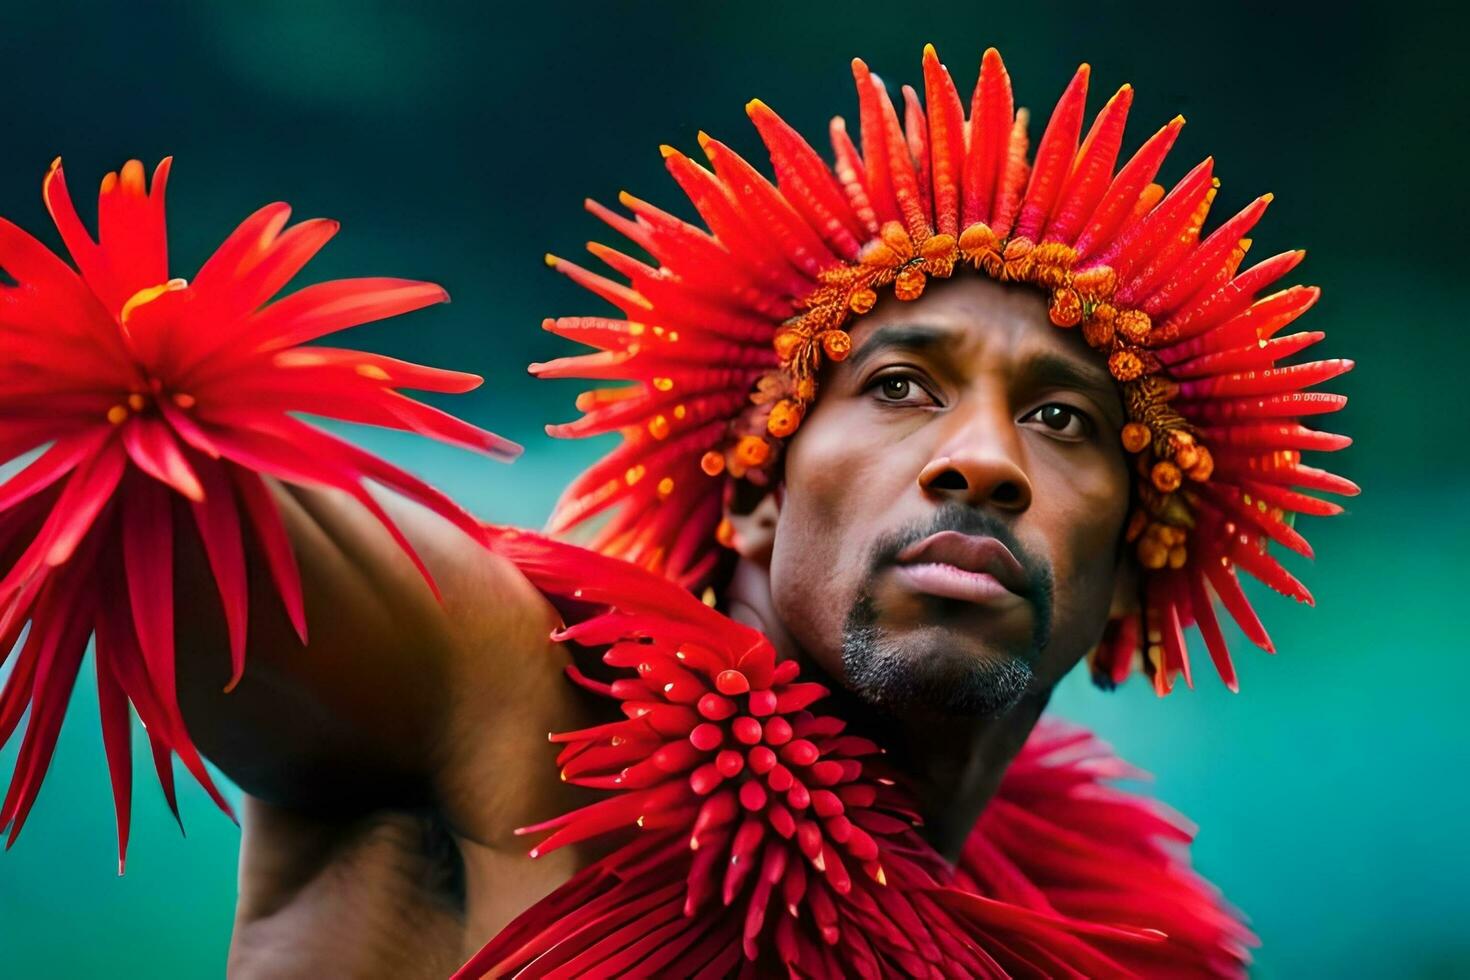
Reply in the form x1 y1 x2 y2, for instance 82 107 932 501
723 557 1048 862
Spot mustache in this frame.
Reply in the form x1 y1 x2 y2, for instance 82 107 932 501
867 503 1053 598
865 504 1055 654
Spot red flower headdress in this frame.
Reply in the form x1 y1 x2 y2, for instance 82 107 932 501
0 159 515 867
536 44 1356 693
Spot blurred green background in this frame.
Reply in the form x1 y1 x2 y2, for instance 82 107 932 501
0 1 1464 976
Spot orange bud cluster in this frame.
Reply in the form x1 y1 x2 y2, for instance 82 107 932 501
1134 520 1189 571
1109 349 1146 381
1116 309 1152 345
1082 303 1117 347
1049 288 1083 327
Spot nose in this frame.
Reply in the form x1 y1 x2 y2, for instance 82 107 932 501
917 398 1032 512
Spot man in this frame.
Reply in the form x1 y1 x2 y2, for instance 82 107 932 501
0 43 1351 977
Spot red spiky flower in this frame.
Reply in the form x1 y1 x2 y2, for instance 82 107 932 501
465 527 1179 978
0 158 516 867
535 43 1356 695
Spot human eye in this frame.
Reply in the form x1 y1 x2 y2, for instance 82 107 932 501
1019 402 1095 441
863 369 939 407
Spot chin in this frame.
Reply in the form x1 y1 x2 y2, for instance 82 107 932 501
841 626 1035 720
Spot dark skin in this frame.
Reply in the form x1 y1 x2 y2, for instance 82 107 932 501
174 276 1132 977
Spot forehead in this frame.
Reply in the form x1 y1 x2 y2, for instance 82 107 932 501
844 275 1088 366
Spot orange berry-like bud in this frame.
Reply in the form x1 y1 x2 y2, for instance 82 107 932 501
1187 445 1215 482
924 253 957 279
880 220 913 253
859 240 901 268
958 222 998 255
766 399 802 438
716 517 736 548
1001 237 1035 280
774 327 807 363
919 234 957 262
735 435 771 468
1048 288 1083 327
1151 460 1182 493
1167 544 1188 570
794 376 817 401
1137 536 1169 570
1072 264 1116 297
1174 443 1200 471
1003 237 1034 258
700 450 726 477
1116 309 1152 345
1108 349 1145 382
894 267 926 301
848 288 878 314
821 330 852 361
1121 422 1152 453
1031 243 1075 288
1082 304 1116 348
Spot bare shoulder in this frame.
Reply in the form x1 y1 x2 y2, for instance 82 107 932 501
210 484 604 972
287 484 603 845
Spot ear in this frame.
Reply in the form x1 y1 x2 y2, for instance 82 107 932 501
723 480 782 569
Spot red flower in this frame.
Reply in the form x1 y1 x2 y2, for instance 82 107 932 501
0 158 515 868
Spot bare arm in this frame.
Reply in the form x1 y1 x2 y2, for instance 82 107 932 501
173 482 581 836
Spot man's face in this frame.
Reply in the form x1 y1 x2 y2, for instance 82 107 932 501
766 276 1130 719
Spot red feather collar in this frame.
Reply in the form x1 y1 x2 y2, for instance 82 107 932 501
464 528 1253 978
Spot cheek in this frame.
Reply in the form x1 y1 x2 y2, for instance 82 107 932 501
769 402 912 671
1031 451 1130 674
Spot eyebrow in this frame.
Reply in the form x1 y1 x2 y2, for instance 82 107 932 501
845 323 953 371
846 321 1121 416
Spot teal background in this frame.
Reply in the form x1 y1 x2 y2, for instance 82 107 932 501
0 1 1465 976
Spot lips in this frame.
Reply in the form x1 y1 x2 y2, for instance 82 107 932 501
891 530 1029 605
